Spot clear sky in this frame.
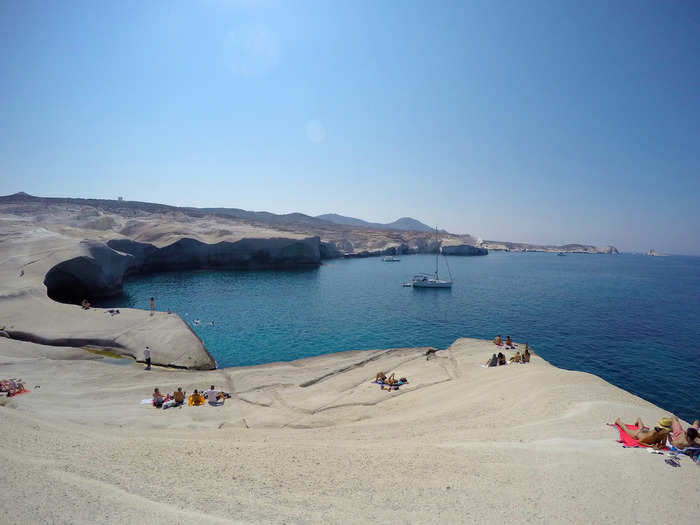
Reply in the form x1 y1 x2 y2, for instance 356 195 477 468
1 1 699 254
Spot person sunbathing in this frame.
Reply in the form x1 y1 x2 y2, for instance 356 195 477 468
505 336 514 348
172 387 186 406
381 373 408 390
509 351 521 363
376 372 387 382
205 385 224 406
493 335 502 346
81 299 91 310
615 417 672 448
669 415 700 448
497 352 506 366
1 379 18 392
2 379 26 396
670 426 699 449
381 373 397 388
485 353 498 367
522 348 531 363
188 389 205 406
152 388 165 408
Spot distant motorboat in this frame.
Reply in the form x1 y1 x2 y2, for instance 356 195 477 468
411 227 453 288
382 255 400 262
557 252 567 256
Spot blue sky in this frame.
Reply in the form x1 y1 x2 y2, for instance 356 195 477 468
1 1 699 254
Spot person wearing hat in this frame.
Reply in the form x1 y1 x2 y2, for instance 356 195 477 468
615 416 672 448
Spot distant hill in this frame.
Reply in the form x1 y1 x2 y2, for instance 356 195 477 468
316 213 439 233
0 192 329 228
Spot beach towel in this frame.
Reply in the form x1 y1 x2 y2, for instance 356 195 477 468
372 380 406 390
7 388 29 397
614 423 668 450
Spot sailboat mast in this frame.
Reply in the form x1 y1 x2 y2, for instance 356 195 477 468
435 226 439 278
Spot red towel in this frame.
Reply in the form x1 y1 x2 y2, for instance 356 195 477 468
615 423 668 450
7 389 29 397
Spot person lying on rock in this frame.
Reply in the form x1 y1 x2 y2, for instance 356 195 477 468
669 415 700 449
81 299 91 310
382 373 397 388
509 351 521 363
615 417 672 448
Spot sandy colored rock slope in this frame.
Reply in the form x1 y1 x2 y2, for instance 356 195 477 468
1 337 697 524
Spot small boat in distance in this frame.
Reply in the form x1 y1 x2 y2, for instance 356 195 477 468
382 255 400 262
557 252 567 257
411 227 453 288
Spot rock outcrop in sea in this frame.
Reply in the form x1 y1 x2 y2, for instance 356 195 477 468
441 244 488 256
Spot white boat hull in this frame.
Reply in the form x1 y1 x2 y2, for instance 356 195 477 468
412 279 452 288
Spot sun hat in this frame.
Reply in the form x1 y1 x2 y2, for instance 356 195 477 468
657 417 672 431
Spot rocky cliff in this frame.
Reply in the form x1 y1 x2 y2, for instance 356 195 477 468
43 240 134 303
442 244 488 256
0 225 217 369
109 236 321 274
41 236 322 302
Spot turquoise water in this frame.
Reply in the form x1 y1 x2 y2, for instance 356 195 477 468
98 253 700 422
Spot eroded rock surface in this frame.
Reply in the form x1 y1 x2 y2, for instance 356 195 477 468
441 244 488 256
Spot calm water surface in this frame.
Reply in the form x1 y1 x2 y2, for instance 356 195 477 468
99 253 700 422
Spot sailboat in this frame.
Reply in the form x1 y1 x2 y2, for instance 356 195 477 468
411 227 453 288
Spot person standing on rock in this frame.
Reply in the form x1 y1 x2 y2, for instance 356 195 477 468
144 346 151 370
150 297 154 316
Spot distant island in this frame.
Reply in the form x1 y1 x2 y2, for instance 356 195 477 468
480 240 620 255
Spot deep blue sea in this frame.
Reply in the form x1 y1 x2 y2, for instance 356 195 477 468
99 252 700 422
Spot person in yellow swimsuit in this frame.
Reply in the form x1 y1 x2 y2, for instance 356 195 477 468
188 389 205 406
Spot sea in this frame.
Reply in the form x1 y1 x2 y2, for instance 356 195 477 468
97 252 700 422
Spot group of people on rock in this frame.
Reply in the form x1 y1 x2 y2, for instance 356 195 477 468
485 337 532 367
1 378 28 397
375 372 408 390
151 385 230 409
615 415 700 450
492 335 517 348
